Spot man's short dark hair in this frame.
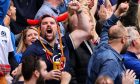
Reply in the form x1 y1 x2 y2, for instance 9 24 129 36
39 14 59 26
40 14 53 20
22 55 42 81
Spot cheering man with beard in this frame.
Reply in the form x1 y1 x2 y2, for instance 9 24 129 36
22 0 93 84
87 2 131 84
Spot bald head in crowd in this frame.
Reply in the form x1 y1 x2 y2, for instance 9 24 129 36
108 23 130 54
109 23 127 39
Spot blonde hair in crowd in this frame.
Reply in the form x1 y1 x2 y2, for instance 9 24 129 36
16 26 38 53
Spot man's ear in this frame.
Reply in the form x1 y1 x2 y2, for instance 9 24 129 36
34 70 40 78
57 25 60 29
121 37 126 44
132 40 136 47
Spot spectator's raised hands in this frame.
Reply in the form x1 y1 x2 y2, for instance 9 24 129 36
115 1 129 17
98 4 113 21
98 5 108 21
68 0 81 11
122 69 136 84
106 4 113 19
11 63 22 76
87 0 94 9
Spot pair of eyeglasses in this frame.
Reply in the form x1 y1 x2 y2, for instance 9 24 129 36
123 35 130 39
109 35 130 40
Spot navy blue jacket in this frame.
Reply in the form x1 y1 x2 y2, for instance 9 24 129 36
122 51 140 79
23 33 74 84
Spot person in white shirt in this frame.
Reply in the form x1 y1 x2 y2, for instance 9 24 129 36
0 0 15 83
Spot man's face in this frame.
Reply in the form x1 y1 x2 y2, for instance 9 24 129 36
37 61 47 84
121 41 130 54
41 17 58 42
133 30 140 54
121 29 130 54
9 5 16 20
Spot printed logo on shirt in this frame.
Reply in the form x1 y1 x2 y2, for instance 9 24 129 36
1 31 6 37
0 31 7 43
53 54 61 62
57 44 65 50
52 54 66 70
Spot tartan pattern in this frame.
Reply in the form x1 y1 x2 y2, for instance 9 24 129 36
0 64 11 76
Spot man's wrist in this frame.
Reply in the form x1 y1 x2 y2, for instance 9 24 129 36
114 10 121 17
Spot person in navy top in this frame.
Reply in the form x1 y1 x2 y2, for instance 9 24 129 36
122 26 140 80
23 1 92 84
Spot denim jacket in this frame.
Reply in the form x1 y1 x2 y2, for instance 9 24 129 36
86 14 126 84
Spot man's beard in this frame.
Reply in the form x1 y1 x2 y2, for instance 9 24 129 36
121 41 130 54
45 33 55 43
36 74 45 84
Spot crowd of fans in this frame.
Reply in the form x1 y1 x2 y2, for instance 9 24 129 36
0 0 140 84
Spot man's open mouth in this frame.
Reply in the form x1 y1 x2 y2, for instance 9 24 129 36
46 26 53 33
47 29 52 33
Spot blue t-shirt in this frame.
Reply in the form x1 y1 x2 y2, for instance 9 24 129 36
122 51 140 79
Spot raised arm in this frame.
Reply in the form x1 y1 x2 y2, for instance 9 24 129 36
68 0 93 49
104 0 112 7
90 0 98 17
100 2 129 44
